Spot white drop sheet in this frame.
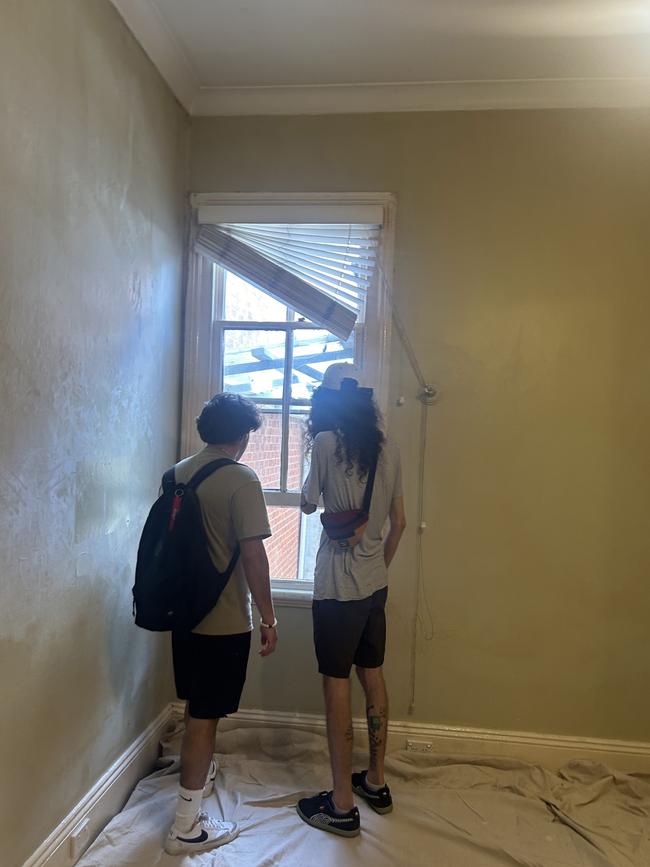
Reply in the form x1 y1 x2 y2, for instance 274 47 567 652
79 723 650 867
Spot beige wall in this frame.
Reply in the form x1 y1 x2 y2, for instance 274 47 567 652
0 2 188 864
190 110 650 742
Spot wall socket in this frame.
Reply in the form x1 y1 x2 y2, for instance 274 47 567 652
69 817 90 861
406 739 433 753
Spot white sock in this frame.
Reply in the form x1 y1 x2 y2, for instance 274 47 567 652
174 786 203 832
364 773 384 792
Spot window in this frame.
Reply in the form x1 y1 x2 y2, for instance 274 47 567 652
216 267 356 586
181 194 395 604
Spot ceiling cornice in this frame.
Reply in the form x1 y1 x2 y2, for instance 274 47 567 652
111 0 199 111
193 78 650 116
111 1 650 115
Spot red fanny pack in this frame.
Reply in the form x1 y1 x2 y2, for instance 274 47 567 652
320 459 377 549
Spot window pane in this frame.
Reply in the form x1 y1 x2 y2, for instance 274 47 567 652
291 330 355 400
266 506 302 579
224 271 288 322
242 407 282 489
287 409 308 492
223 329 286 400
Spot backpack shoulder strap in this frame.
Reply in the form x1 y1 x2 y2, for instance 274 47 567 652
187 458 238 491
188 458 241 577
361 457 378 514
221 541 241 583
161 466 176 494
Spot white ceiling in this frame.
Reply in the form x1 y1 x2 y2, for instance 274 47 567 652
111 0 650 114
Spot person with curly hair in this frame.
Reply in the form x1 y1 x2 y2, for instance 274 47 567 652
297 364 406 837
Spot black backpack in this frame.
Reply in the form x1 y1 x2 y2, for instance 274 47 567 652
132 459 240 632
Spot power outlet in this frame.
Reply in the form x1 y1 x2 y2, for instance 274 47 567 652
406 739 433 753
69 817 90 861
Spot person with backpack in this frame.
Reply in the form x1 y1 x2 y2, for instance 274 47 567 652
296 364 406 837
144 393 277 856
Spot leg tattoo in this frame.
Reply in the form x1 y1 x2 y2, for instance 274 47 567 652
366 704 387 773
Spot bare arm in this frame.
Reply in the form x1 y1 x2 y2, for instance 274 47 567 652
240 537 277 657
301 436 322 514
384 496 406 568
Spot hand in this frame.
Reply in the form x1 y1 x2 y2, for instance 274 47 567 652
259 625 278 657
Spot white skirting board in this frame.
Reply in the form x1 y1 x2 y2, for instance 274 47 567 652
198 703 650 775
22 705 175 867
25 701 650 867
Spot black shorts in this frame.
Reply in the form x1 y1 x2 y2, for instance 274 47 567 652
172 630 251 719
312 587 388 679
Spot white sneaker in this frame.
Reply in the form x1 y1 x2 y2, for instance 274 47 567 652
203 756 219 798
165 812 238 856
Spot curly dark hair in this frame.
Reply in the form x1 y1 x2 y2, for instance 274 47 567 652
196 393 262 444
306 382 384 480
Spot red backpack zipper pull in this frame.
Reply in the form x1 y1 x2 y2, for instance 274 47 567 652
168 488 184 530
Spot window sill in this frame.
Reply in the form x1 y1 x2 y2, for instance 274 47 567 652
271 581 313 608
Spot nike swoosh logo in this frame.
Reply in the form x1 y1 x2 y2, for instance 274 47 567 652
179 795 192 802
177 829 209 844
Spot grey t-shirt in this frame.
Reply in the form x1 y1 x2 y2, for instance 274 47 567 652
301 432 403 602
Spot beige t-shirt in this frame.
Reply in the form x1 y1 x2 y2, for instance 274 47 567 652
174 445 271 635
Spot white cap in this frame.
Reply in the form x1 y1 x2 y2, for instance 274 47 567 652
321 362 365 391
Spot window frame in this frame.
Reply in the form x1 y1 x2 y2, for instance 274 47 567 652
181 193 396 606
214 304 352 505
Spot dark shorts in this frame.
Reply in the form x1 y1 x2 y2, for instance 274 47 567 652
312 587 388 679
172 630 251 719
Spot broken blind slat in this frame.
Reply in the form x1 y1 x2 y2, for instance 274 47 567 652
194 225 357 340
215 223 381 316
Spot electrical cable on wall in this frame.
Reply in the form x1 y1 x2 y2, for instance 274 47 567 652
391 304 437 715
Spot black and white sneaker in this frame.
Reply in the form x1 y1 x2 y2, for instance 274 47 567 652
165 812 238 855
352 771 393 814
296 791 360 837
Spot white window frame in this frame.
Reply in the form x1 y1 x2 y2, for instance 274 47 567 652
181 193 396 607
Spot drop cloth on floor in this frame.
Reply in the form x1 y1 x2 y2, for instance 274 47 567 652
78 722 650 867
